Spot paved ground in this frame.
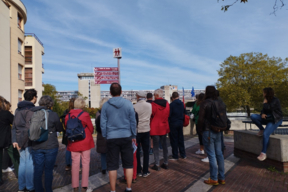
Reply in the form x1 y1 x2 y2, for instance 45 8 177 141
1 134 288 192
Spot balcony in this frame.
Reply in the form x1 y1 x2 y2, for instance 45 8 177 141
25 33 44 47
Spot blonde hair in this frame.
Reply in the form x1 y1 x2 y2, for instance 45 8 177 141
99 98 109 109
74 97 86 109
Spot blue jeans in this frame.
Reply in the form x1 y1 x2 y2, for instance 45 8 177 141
100 153 107 170
250 114 283 153
66 147 72 166
202 131 225 181
19 147 34 191
32 148 58 192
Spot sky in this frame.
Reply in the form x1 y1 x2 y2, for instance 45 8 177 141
21 0 288 91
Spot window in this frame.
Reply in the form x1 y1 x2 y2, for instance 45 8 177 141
17 13 22 29
18 39 22 54
18 64 23 80
25 68 33 86
18 90 23 102
25 46 32 64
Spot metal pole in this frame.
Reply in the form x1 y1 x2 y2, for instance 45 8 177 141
118 58 120 84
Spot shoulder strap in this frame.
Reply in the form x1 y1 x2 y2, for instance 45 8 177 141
77 111 85 118
41 109 48 130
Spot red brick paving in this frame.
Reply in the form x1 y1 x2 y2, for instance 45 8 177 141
93 143 234 192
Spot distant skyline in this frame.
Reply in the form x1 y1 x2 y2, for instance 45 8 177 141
22 0 288 91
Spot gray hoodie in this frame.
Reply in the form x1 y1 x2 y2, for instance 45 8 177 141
100 97 137 139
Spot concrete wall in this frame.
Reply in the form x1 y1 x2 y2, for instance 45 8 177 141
234 130 288 162
24 36 44 103
0 1 11 101
90 82 100 108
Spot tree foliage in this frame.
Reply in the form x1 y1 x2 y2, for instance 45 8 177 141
219 0 286 14
216 52 288 116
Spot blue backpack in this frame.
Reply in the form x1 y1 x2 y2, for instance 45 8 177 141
66 111 86 142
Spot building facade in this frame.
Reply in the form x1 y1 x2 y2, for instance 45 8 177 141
0 0 11 101
0 0 44 111
56 91 78 102
78 73 101 108
24 34 45 100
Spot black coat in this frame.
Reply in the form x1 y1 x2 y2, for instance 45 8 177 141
261 97 283 124
0 110 14 148
95 111 107 154
169 99 185 126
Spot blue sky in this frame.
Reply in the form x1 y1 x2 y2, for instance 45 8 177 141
22 0 288 91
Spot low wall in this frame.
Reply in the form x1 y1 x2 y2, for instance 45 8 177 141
234 130 288 172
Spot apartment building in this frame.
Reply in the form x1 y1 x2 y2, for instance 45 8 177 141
0 0 44 111
78 73 101 108
24 34 45 100
56 91 78 102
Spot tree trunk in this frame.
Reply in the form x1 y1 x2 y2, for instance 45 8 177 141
246 105 251 117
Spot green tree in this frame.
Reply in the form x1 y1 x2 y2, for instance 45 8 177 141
42 83 63 116
216 52 288 116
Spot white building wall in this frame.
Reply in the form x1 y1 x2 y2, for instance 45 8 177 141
0 1 11 101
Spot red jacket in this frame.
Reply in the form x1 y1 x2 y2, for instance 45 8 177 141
65 109 95 152
150 98 170 136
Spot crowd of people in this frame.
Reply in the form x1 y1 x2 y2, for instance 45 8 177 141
0 84 283 192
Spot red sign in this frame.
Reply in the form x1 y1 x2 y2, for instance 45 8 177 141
95 80 119 84
94 76 119 81
94 67 118 72
94 72 119 76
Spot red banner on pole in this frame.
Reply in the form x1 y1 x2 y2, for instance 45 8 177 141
94 67 118 72
94 72 119 76
95 80 119 84
94 76 119 81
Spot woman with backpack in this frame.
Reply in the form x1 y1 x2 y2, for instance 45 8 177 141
95 98 109 174
31 95 63 192
60 98 75 171
192 93 208 162
65 97 95 192
250 87 283 161
0 97 20 186
198 86 225 186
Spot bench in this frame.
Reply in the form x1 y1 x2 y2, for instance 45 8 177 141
234 130 288 172
242 119 288 131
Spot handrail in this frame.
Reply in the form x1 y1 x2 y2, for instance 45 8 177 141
25 33 44 47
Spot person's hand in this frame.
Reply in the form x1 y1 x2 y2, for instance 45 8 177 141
261 114 267 119
13 142 20 150
263 99 268 103
132 139 136 144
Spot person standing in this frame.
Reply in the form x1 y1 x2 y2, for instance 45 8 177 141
100 83 136 192
31 96 63 192
192 93 208 162
60 98 75 171
134 91 152 177
150 89 170 171
168 92 186 160
12 89 38 192
95 98 109 174
146 93 154 155
0 97 20 186
250 87 283 161
65 98 95 192
198 86 225 186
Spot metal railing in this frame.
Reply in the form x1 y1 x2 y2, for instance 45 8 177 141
25 33 44 47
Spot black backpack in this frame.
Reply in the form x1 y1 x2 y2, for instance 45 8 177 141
209 100 228 132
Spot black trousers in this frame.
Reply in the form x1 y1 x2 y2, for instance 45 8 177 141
196 124 203 146
136 132 150 174
0 145 20 181
169 124 186 159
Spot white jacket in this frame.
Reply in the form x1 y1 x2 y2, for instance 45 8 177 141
133 100 152 133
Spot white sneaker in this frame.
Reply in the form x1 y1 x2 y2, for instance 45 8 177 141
195 149 205 155
2 167 13 173
201 157 209 163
